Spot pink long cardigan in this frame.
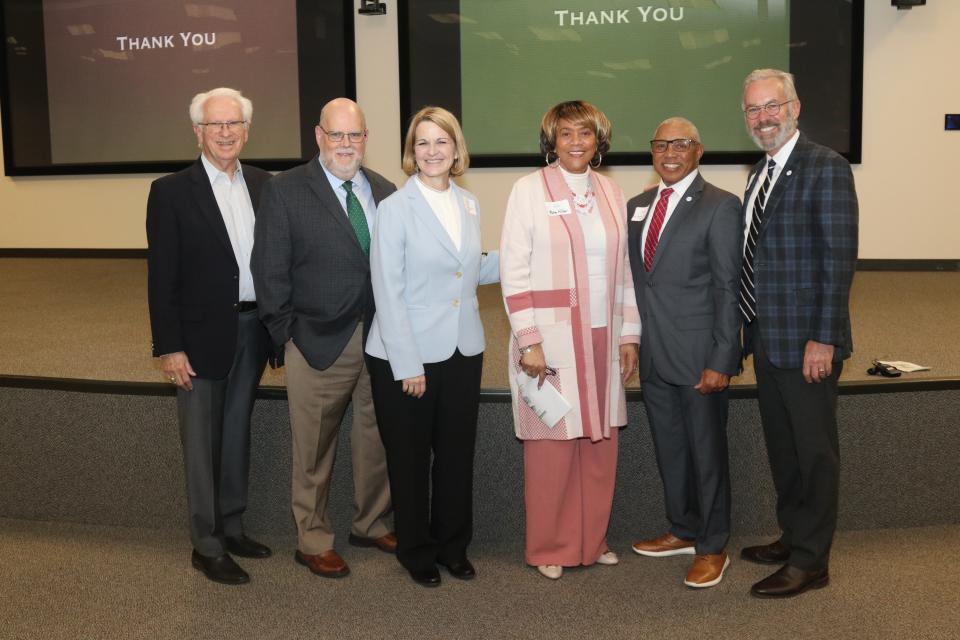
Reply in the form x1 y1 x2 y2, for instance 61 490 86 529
500 166 641 441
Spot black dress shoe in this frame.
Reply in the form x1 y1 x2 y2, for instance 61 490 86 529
225 535 272 559
439 558 476 580
751 564 829 598
191 550 250 585
741 540 790 565
408 566 442 587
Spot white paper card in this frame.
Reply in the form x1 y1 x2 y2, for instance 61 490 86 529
546 200 572 216
631 207 647 222
515 372 572 428
876 360 930 372
464 198 478 216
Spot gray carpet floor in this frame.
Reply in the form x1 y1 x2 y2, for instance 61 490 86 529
0 517 956 640
1 258 958 389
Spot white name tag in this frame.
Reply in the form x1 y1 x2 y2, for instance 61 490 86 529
546 200 572 216
464 198 478 216
631 206 647 222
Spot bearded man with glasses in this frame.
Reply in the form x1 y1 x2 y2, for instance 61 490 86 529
252 98 397 579
737 68 858 599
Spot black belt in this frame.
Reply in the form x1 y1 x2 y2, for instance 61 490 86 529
236 301 258 312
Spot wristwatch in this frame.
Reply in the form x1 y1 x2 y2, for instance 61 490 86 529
520 344 539 355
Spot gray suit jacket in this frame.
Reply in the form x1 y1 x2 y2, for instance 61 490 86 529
627 173 743 385
251 156 397 370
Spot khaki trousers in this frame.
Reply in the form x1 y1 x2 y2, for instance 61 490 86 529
285 326 392 554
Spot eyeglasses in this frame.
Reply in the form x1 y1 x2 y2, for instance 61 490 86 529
319 126 367 143
198 120 247 131
743 100 794 119
649 138 699 153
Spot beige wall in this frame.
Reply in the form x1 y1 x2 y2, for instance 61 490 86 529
1 1 957 257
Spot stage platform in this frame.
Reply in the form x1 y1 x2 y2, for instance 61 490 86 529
2 258 958 640
1 257 958 394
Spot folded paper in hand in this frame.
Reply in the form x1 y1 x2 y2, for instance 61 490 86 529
516 372 571 429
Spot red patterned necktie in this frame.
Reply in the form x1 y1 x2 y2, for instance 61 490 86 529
643 187 674 272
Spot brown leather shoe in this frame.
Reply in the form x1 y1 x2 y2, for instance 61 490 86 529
751 564 829 598
684 553 730 588
741 540 790 565
294 549 350 578
632 532 695 557
348 531 397 554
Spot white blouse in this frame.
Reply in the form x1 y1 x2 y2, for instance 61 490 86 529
561 166 607 328
415 176 462 251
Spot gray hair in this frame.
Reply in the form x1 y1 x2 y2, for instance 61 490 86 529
189 87 253 125
741 68 799 108
654 116 701 143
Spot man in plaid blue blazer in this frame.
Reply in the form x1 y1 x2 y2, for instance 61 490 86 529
736 69 859 599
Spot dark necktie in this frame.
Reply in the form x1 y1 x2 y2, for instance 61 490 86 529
739 159 777 322
643 187 674 272
342 180 370 256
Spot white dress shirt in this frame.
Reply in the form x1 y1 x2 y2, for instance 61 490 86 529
200 153 257 302
743 130 800 248
640 168 700 264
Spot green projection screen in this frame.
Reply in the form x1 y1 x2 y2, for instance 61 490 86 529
400 0 863 167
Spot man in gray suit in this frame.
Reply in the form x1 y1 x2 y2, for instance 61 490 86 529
627 117 743 588
251 98 396 578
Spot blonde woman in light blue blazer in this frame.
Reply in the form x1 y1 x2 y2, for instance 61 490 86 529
365 106 499 587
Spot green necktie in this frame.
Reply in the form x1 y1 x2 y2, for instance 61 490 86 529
342 180 370 256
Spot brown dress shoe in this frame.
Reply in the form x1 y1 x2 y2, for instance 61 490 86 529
632 532 695 557
751 564 829 598
741 540 790 565
348 532 397 554
295 550 350 578
684 553 730 588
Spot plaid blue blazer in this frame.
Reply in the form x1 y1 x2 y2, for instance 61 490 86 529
744 133 859 369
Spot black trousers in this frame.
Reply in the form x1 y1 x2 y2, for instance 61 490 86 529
176 309 269 557
641 364 731 554
367 350 483 573
753 326 842 571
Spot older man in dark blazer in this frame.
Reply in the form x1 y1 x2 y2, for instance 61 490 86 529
252 98 396 579
147 87 272 585
627 117 743 589
737 69 858 598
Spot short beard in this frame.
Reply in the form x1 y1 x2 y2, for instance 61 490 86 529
748 113 798 152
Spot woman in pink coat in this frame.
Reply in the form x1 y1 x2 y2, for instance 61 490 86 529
500 101 640 579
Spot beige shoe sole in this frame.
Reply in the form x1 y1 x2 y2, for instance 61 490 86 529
632 544 696 557
684 556 730 588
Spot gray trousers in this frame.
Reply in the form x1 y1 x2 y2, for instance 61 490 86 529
641 364 731 555
177 309 269 557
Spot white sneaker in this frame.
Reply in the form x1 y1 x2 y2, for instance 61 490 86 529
596 551 619 566
537 564 563 579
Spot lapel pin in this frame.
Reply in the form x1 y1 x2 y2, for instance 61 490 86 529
786 170 793 176
685 196 693 202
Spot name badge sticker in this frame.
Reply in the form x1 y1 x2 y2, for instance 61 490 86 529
546 200 572 216
631 207 647 222
464 198 478 216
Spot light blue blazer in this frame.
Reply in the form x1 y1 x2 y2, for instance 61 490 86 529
366 176 500 381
